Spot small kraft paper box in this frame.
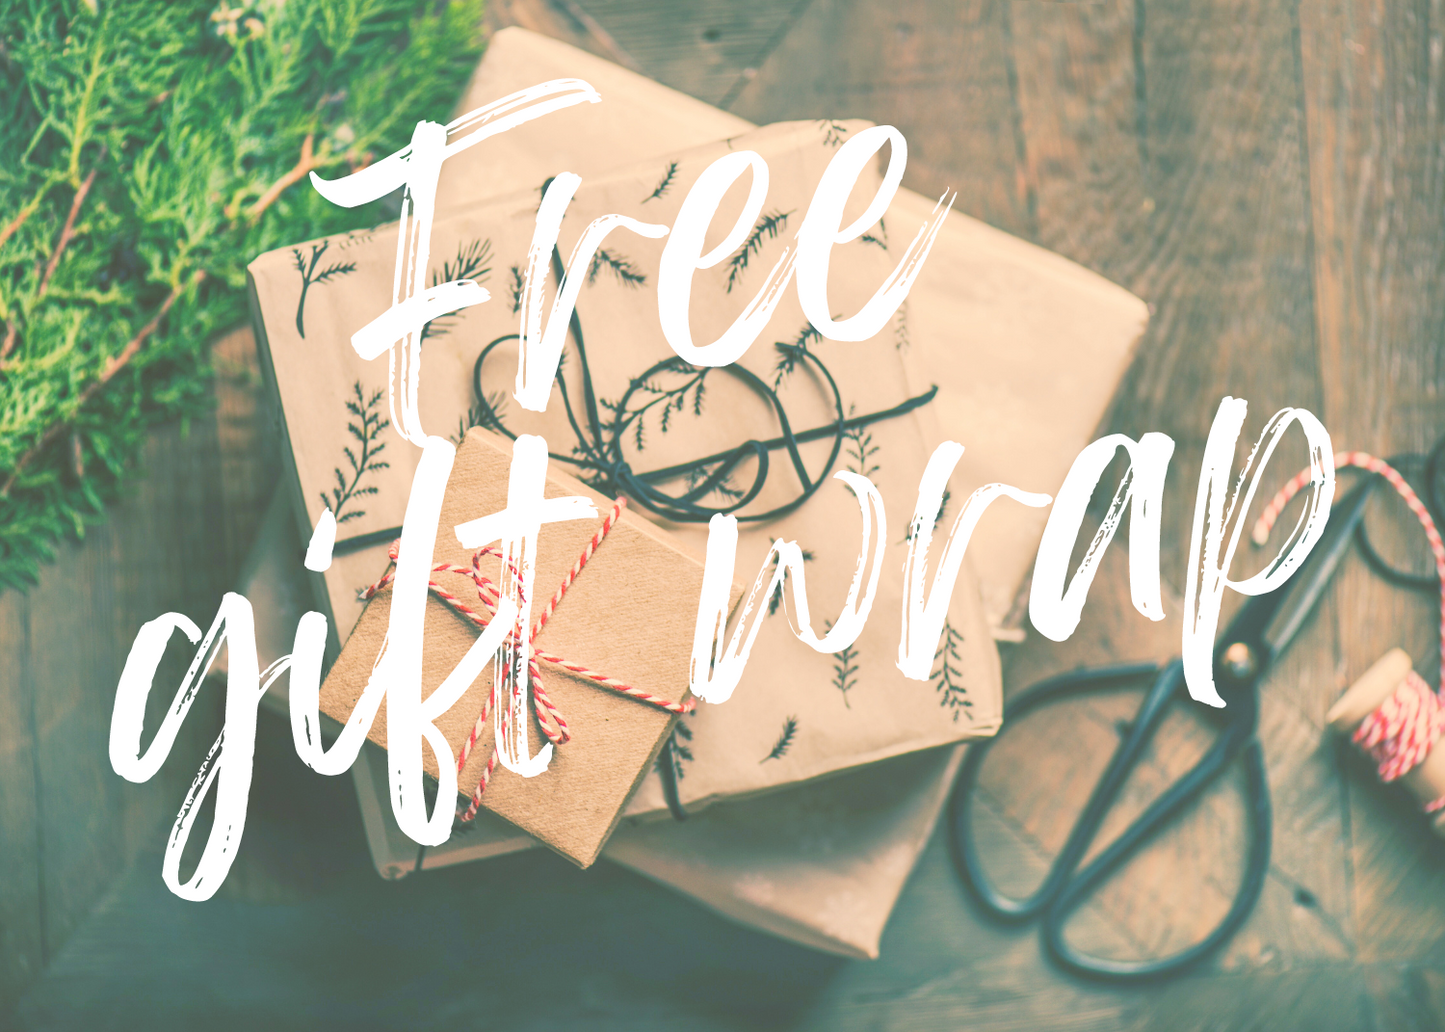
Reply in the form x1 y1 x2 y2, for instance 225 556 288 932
318 427 714 867
231 477 962 959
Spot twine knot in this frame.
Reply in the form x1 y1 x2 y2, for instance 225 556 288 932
360 496 693 822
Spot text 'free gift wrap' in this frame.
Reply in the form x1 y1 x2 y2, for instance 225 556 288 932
319 428 715 867
249 117 1004 839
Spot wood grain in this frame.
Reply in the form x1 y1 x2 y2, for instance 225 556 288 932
725 0 1038 239
1298 0 1445 981
7 1 1445 1027
0 328 275 1015
0 594 42 1012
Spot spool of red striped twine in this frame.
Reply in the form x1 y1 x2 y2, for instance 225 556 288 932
1254 451 1445 832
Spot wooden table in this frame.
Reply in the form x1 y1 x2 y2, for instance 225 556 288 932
4 1 1443 1028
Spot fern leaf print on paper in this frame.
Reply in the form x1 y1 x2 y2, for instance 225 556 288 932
844 414 881 479
419 238 493 343
293 240 358 338
822 618 859 708
906 484 950 543
761 716 799 763
832 642 860 708
817 119 849 147
932 619 972 721
726 209 792 292
508 264 525 313
772 322 823 388
587 248 647 288
602 357 709 454
320 382 390 524
641 161 679 203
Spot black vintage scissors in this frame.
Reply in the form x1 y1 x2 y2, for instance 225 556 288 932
949 474 1381 982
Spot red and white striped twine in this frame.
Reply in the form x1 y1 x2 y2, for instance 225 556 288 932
1253 451 1445 809
359 496 694 822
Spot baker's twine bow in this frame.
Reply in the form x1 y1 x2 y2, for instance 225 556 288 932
359 496 694 822
1254 451 1445 807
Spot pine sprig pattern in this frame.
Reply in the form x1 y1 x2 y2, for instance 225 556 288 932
587 247 647 288
906 485 950 542
641 161 679 204
766 548 814 616
831 634 860 709
292 240 357 337
844 419 881 479
508 265 525 313
725 209 793 293
0 0 484 587
321 382 390 524
602 357 709 453
773 322 823 388
818 120 850 147
760 716 799 763
451 389 508 445
932 619 972 721
419 237 492 342
893 299 910 351
682 460 746 506
859 217 888 251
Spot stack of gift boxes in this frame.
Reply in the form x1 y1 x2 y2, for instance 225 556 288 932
233 27 1147 958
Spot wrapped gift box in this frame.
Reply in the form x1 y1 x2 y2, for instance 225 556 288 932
248 116 1004 822
318 428 721 866
233 486 961 958
231 26 1146 956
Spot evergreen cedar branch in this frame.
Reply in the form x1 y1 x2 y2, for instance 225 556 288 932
0 0 484 587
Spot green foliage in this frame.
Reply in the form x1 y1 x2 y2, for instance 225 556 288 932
0 0 484 587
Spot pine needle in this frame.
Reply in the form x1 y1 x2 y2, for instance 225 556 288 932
760 716 798 762
0 0 484 587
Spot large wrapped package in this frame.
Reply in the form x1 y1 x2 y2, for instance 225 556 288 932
233 26 1146 957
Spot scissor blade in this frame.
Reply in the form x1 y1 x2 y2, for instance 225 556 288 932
1261 476 1379 657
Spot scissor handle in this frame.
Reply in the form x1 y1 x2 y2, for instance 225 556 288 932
950 658 1271 982
1041 730 1271 981
949 660 1172 922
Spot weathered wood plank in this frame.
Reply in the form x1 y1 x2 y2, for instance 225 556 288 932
211 326 281 580
24 417 228 957
0 325 274 1012
552 0 814 108
1009 0 1151 285
997 0 1349 978
11 3 1445 1027
0 596 42 1015
1297 0 1445 975
726 0 1036 239
487 0 648 69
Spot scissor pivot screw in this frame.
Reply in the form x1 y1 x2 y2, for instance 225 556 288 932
1222 642 1257 679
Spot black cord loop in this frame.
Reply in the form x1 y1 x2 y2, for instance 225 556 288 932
1353 442 1445 591
469 248 936 525
949 660 1269 983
